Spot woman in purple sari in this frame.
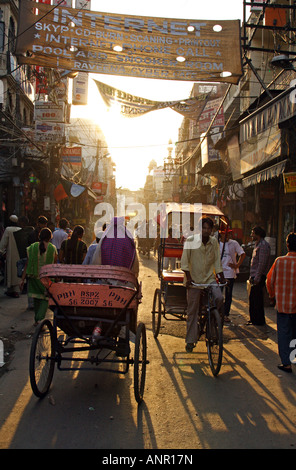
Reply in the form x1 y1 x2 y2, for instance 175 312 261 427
92 217 139 278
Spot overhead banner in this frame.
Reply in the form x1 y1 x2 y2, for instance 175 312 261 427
94 79 210 119
16 1 242 83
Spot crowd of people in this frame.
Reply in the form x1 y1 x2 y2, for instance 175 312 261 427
0 212 295 373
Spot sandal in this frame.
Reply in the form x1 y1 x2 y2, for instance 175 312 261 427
5 291 19 298
278 364 292 373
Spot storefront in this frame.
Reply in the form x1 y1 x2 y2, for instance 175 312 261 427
239 87 296 256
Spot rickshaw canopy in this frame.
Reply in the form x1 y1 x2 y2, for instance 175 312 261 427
156 202 225 230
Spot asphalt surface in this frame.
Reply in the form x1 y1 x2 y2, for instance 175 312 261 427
1 254 296 450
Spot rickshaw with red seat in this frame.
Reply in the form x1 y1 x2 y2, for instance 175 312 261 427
152 202 228 376
29 264 148 403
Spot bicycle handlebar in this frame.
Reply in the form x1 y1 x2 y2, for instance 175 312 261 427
191 282 227 288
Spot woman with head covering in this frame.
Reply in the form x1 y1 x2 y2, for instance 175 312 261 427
20 228 57 325
92 217 139 277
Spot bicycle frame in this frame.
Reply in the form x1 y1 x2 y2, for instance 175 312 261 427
191 282 226 376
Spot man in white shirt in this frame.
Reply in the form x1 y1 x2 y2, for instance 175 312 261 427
51 218 69 253
219 229 246 322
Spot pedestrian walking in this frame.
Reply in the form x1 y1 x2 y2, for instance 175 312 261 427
59 225 87 264
83 224 106 265
247 226 271 326
219 228 246 322
181 216 226 352
20 228 57 326
13 216 34 308
51 218 69 253
28 215 48 245
0 215 21 297
266 232 296 373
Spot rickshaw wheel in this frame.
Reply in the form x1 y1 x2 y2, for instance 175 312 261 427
206 308 223 377
134 322 147 404
29 319 55 398
152 288 162 338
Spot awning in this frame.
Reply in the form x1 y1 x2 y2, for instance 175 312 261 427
240 87 296 144
198 159 227 176
242 159 287 188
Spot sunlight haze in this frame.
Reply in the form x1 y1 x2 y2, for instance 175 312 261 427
71 0 249 190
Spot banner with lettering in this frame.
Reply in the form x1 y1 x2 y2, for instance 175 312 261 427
94 79 210 119
16 1 242 83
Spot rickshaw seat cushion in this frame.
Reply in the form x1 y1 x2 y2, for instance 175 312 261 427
163 245 183 258
162 270 184 283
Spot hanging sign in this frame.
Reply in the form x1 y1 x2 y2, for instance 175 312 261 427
16 0 242 83
283 172 296 193
61 146 82 165
94 79 210 119
35 121 65 143
34 101 65 122
72 72 89 105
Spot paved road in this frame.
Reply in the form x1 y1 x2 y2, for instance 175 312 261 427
0 253 296 450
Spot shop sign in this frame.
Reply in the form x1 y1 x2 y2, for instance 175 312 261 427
34 101 65 122
35 121 65 143
72 72 89 105
198 97 225 134
91 182 107 195
52 0 72 5
73 218 87 225
283 172 296 193
61 146 82 166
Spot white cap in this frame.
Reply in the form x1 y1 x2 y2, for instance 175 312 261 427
9 215 18 223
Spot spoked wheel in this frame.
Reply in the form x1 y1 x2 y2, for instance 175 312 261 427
206 308 223 376
29 319 55 398
152 288 163 338
134 322 147 404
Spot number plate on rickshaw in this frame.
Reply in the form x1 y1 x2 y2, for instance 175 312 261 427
47 283 138 309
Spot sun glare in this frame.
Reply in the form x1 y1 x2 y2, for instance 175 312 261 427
72 77 185 191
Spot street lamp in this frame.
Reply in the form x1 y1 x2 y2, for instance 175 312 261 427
270 54 296 72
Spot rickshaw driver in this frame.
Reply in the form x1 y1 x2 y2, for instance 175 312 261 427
181 216 226 353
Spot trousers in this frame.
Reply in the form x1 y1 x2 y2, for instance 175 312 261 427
277 312 296 366
223 278 235 317
249 275 266 325
186 284 224 344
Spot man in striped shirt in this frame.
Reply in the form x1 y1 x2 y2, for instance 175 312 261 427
266 232 296 373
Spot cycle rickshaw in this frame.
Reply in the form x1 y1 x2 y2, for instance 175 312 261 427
152 203 228 376
29 264 148 403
